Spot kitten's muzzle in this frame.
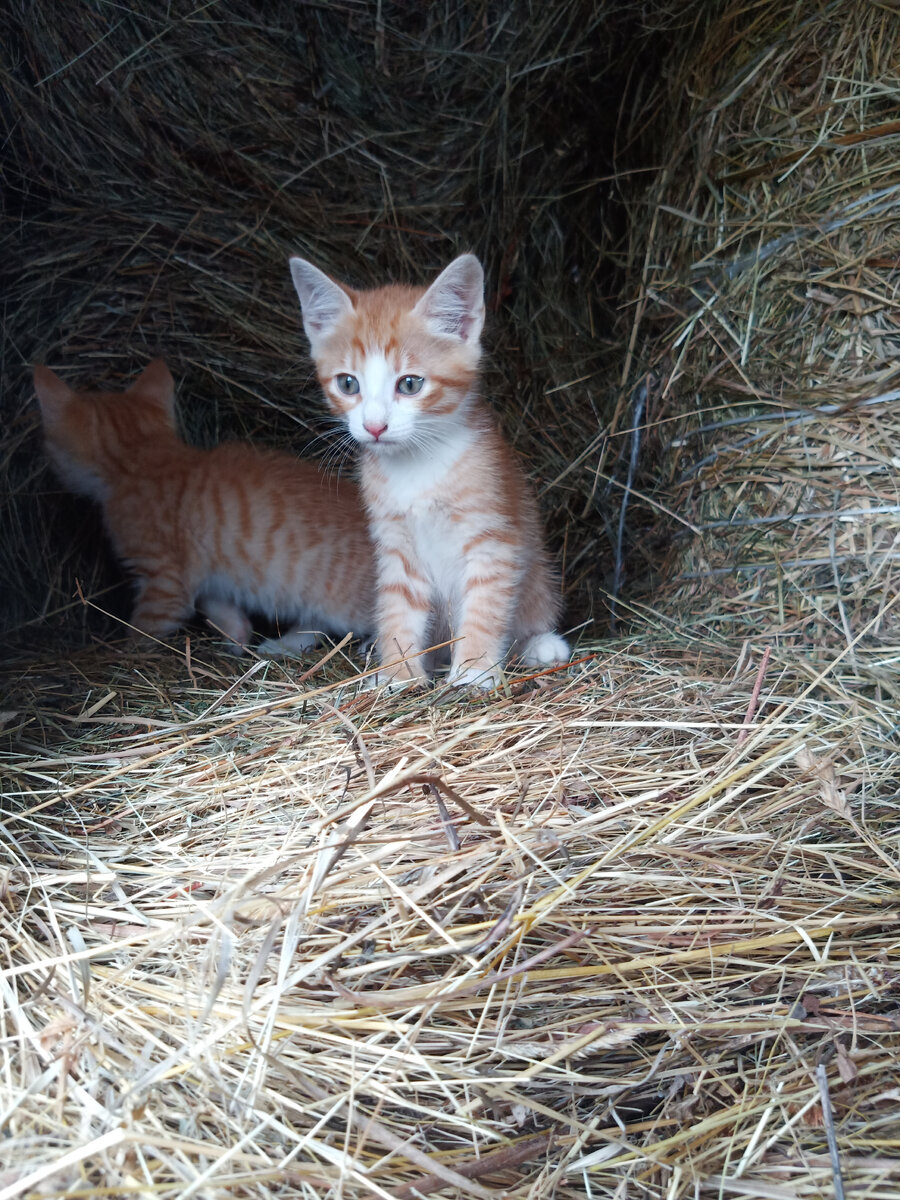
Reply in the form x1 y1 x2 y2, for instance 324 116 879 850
363 420 389 441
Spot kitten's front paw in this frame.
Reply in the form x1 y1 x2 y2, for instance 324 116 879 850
519 632 570 668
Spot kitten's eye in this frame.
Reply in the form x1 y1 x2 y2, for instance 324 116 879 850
397 375 425 396
335 374 360 395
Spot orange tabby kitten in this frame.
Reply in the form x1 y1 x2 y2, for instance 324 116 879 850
289 253 569 688
34 359 375 653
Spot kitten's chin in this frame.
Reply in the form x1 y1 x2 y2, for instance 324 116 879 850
358 435 405 455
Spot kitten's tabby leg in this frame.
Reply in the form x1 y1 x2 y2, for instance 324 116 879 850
374 525 432 683
448 549 520 690
198 596 252 654
131 577 194 642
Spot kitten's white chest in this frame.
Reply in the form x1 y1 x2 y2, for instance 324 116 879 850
409 504 462 598
371 429 473 599
377 426 471 512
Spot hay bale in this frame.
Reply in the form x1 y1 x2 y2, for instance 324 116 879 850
0 0 634 645
614 0 900 643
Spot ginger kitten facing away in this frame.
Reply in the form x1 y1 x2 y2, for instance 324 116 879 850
289 253 570 688
34 359 375 653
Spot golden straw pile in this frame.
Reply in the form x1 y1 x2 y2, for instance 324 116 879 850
617 0 900 643
2 631 898 1197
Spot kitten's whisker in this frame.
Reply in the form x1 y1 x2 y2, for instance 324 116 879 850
304 429 343 454
320 434 357 481
305 419 354 457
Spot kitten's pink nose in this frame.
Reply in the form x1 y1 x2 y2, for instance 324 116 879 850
364 420 388 441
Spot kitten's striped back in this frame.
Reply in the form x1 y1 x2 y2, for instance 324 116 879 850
35 360 375 653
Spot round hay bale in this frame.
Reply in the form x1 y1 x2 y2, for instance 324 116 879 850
0 0 640 647
618 0 900 645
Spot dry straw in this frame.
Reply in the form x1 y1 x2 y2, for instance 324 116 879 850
1 627 898 1198
1 1 899 1197
613 0 900 646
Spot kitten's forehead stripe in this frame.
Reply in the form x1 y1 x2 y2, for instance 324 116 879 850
316 278 480 408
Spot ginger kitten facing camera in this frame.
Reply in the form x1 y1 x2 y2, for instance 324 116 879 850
34 359 375 653
289 253 569 688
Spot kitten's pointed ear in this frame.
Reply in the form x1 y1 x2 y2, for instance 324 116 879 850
130 358 175 403
33 365 73 422
289 258 354 353
129 359 176 423
413 254 485 344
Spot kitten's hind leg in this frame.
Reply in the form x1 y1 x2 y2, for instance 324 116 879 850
131 577 194 643
198 596 252 654
256 628 318 658
513 548 568 670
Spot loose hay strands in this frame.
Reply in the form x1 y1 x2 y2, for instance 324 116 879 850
2 3 900 1197
0 630 898 1197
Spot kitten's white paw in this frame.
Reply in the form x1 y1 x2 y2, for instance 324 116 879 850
519 632 570 667
256 630 318 658
447 664 501 691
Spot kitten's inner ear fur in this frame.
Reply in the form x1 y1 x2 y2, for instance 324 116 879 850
413 254 485 344
127 359 176 424
290 258 355 352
